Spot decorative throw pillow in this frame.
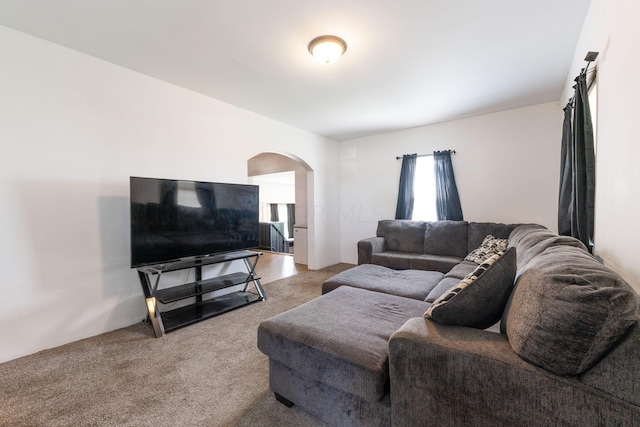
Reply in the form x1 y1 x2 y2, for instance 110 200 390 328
465 235 508 264
425 247 516 329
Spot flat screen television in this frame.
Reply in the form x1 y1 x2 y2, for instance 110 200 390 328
130 176 259 268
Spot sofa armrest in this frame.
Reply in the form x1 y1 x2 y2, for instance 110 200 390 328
388 318 639 426
357 237 385 265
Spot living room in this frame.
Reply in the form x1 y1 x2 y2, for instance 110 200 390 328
1 0 638 424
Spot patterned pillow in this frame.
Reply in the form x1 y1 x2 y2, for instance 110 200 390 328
425 247 516 329
465 235 508 264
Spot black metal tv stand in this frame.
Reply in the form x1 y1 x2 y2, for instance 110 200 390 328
136 250 265 337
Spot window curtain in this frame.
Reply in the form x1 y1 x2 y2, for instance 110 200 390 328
433 150 463 221
558 72 596 252
395 154 417 219
558 105 574 237
269 203 279 222
286 203 295 238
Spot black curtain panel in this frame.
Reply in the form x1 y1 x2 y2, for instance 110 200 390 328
558 72 596 252
269 203 279 222
433 150 464 221
395 154 417 219
286 203 295 237
558 104 574 236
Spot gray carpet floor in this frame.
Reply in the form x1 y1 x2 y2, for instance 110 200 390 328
0 264 353 427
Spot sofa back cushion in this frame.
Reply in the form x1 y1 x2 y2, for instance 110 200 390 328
508 224 588 273
502 245 639 376
507 223 547 247
377 220 426 253
468 222 518 254
423 220 469 257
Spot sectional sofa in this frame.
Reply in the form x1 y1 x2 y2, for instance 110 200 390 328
258 220 640 426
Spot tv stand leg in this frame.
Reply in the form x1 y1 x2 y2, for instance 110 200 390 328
145 297 165 337
243 255 267 301
138 270 166 337
275 393 294 408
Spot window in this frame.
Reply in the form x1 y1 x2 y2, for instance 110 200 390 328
588 79 598 154
260 203 291 238
412 156 438 221
278 204 290 238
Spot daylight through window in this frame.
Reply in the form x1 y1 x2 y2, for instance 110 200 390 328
412 156 437 221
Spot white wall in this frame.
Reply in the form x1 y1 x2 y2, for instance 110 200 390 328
562 0 640 292
251 172 296 205
0 25 340 363
338 102 562 264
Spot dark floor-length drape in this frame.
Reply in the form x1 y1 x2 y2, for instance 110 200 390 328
558 72 595 252
433 150 463 221
286 203 295 237
558 105 574 237
395 154 417 219
269 203 279 222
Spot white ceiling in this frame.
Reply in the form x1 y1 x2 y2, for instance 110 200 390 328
0 0 592 141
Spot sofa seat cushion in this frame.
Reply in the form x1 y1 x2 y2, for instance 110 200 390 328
409 254 463 273
370 252 462 273
322 264 444 300
503 246 639 375
258 286 431 402
371 251 414 270
425 277 461 303
444 260 479 279
426 261 481 302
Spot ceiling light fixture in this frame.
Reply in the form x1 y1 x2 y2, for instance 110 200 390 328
308 35 347 64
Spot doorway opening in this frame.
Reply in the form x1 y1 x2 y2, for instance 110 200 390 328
251 171 295 253
247 152 313 266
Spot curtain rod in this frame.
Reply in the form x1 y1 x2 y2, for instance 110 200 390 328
566 52 599 107
580 52 599 77
395 150 456 160
577 52 599 77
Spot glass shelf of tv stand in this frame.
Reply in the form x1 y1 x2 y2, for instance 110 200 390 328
138 250 262 274
137 249 265 337
160 292 263 333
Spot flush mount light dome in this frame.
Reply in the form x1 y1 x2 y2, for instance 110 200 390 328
308 35 347 64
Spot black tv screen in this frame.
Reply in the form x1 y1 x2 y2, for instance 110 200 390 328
130 176 259 268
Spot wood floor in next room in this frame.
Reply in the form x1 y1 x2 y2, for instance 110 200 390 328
252 250 307 283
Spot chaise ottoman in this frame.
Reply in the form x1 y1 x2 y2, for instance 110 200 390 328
321 264 444 300
257 285 431 426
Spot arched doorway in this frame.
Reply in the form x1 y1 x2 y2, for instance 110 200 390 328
247 152 313 266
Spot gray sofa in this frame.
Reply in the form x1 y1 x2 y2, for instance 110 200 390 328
258 220 640 426
357 219 518 272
